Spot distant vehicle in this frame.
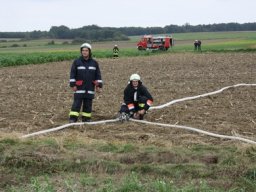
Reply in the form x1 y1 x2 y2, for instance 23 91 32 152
137 35 174 51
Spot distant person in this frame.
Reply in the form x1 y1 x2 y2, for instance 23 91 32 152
69 43 103 123
118 74 153 120
194 40 202 52
113 44 119 58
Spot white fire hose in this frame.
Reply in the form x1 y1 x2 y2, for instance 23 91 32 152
21 83 256 145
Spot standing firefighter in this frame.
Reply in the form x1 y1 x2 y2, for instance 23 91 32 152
119 74 153 120
69 43 103 123
112 44 119 58
194 40 202 51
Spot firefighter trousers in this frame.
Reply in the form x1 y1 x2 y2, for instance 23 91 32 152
70 98 93 121
119 96 148 119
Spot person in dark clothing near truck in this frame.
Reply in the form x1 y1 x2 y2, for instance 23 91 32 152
69 43 103 123
119 73 153 120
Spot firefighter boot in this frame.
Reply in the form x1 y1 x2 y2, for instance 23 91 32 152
82 116 91 122
69 116 78 123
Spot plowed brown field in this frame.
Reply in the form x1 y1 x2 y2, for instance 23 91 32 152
0 53 255 146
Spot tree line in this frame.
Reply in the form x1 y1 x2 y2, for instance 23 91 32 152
1 22 256 41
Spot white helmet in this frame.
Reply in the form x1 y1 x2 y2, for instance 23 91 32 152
130 73 140 81
80 43 92 50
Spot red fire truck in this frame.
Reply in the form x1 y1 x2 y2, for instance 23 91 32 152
137 35 173 51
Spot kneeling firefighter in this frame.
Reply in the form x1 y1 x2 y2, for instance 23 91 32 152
69 43 103 122
119 73 153 120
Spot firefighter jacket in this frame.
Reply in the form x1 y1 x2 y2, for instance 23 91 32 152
69 56 103 99
123 82 153 113
113 47 119 56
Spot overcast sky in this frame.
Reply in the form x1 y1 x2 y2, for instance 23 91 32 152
0 0 255 32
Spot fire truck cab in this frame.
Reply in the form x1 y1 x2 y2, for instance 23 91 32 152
137 35 173 51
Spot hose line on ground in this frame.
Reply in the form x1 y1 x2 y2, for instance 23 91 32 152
21 83 256 145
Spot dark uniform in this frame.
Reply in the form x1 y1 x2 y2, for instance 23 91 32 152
69 55 103 122
194 40 202 51
120 81 153 120
113 46 119 58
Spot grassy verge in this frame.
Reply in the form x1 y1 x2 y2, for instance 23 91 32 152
1 45 256 68
1 137 256 191
1 31 256 68
0 49 163 68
